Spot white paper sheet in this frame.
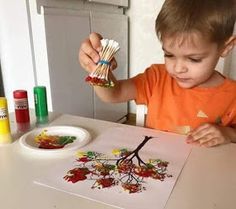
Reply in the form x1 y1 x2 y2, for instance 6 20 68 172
34 126 192 209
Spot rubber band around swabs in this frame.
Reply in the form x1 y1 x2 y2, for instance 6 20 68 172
98 60 111 65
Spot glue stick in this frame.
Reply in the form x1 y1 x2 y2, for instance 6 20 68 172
33 86 48 125
13 90 30 132
0 97 12 144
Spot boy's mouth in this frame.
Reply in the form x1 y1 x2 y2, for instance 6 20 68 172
174 76 191 82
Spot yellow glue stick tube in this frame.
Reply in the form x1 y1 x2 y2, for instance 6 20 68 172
0 97 12 144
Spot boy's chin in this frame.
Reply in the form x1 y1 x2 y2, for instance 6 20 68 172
176 81 196 89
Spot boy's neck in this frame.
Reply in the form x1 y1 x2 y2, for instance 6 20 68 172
198 70 225 88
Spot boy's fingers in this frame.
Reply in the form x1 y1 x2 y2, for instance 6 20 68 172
197 133 215 144
186 134 219 147
79 50 97 73
188 123 213 141
187 132 213 144
89 32 103 51
80 39 100 63
110 58 117 71
186 138 200 145
200 138 219 147
188 123 210 135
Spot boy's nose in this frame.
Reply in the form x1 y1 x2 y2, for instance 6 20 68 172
174 61 188 73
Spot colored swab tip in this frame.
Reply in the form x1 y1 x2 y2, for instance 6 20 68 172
85 76 115 88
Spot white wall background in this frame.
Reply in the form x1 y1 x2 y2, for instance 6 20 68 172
0 0 37 111
127 0 164 77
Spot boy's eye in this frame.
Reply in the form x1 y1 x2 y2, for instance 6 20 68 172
164 54 173 58
189 58 202 63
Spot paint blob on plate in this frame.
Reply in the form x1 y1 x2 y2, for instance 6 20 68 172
19 126 91 154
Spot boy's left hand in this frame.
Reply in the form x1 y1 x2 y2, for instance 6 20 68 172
186 123 232 147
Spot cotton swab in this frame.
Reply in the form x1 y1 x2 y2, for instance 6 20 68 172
85 39 120 88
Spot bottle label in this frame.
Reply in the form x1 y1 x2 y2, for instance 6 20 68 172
0 108 7 120
14 98 28 110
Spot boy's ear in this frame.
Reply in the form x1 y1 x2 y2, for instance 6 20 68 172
220 35 236 57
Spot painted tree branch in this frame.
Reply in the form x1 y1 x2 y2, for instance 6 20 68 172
116 136 154 166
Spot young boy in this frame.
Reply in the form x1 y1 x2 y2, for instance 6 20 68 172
79 0 236 147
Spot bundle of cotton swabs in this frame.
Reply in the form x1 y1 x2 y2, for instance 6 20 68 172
85 39 120 87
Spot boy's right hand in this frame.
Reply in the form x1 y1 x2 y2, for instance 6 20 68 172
79 32 117 73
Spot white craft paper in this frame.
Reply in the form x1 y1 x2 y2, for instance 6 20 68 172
34 126 192 209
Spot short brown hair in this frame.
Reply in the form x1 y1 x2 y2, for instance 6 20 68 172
155 0 236 45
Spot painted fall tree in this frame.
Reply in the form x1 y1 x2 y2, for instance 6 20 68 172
64 136 172 193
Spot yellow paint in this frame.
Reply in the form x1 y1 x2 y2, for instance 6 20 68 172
112 149 121 156
76 151 86 158
0 97 12 144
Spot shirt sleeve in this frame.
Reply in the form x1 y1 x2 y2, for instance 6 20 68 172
131 64 164 105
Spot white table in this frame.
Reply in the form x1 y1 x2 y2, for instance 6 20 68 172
1 114 236 209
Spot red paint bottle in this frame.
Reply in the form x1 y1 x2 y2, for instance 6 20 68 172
13 90 30 132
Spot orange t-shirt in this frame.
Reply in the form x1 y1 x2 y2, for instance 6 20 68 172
132 64 236 134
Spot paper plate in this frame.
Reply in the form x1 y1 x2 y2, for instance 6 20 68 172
19 126 91 154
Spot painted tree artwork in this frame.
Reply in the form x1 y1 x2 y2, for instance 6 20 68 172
64 136 172 193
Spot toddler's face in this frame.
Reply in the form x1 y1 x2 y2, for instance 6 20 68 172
162 32 223 88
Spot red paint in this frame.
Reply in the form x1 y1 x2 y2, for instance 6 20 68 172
78 157 90 162
134 166 155 177
38 140 65 149
96 178 115 188
13 90 30 132
64 168 90 183
122 183 141 193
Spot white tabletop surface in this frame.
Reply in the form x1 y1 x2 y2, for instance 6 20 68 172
1 113 236 209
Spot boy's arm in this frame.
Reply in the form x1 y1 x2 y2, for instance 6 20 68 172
94 73 136 103
79 32 136 103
